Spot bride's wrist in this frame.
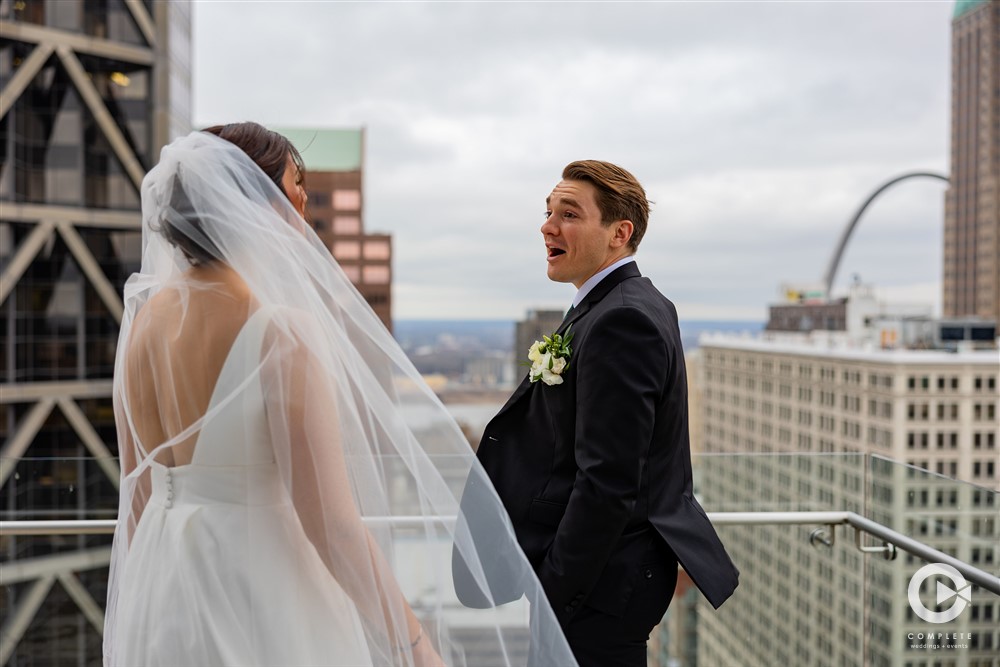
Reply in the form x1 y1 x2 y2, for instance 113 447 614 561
394 626 423 652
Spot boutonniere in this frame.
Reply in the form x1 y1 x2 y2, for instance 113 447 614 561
525 326 573 386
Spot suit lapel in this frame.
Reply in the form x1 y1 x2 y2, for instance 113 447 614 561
492 262 642 422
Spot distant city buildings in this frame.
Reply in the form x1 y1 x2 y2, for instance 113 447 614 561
513 309 565 382
768 282 997 350
944 0 1000 321
462 352 514 388
275 128 392 331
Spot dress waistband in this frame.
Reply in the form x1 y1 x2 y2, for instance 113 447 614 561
149 463 288 508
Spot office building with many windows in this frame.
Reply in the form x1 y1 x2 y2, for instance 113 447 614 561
696 332 998 667
944 0 1000 321
1 2 191 663
274 127 393 330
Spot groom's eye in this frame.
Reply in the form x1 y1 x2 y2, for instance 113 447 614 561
544 210 552 219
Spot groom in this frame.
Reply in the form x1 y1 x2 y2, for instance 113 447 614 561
467 161 739 666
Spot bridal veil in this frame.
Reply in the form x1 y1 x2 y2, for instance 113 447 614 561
103 131 576 666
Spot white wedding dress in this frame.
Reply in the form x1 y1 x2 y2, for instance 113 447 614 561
112 309 371 666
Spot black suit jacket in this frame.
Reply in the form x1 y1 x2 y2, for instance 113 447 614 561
456 262 738 626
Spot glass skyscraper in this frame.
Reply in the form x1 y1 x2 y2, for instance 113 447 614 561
1 2 191 663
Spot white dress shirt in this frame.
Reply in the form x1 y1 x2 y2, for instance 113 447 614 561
571 256 636 308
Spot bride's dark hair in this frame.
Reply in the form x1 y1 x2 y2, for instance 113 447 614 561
158 122 306 266
202 122 305 196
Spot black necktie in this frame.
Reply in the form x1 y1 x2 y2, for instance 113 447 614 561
564 304 576 320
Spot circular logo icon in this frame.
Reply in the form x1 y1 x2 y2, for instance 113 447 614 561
907 563 971 624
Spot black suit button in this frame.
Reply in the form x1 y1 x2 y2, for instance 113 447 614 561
565 605 574 613
574 594 583 601
644 569 653 579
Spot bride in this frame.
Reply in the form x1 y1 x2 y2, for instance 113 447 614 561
103 124 577 667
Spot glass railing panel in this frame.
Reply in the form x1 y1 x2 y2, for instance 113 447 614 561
2 455 115 666
4 452 996 666
1 456 120 520
683 452 869 667
864 455 999 667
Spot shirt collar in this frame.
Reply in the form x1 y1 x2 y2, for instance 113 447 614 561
572 256 636 308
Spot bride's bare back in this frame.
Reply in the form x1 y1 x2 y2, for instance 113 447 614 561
123 265 252 468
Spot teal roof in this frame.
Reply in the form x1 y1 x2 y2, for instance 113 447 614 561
954 0 988 19
272 128 363 172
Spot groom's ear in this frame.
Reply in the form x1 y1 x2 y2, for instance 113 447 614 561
609 220 634 249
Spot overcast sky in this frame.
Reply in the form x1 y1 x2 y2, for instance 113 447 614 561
192 1 952 321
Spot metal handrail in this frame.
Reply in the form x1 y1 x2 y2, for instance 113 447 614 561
2 511 998 595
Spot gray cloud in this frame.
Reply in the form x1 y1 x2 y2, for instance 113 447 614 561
193 0 952 320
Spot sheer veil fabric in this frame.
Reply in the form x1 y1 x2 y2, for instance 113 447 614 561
103 132 577 666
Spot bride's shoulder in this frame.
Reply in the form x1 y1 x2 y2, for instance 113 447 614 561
259 305 324 343
129 288 184 339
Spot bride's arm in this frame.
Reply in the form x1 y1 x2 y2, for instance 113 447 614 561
263 323 444 666
114 380 150 544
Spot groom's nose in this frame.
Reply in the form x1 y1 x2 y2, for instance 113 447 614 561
540 215 557 237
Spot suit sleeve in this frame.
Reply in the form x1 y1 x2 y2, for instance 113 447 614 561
536 305 667 624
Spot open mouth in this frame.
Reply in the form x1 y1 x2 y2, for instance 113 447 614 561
547 247 566 258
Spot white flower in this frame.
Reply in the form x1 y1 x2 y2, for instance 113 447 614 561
550 356 567 374
540 368 564 386
525 327 573 386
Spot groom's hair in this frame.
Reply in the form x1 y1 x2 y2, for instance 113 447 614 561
562 160 650 251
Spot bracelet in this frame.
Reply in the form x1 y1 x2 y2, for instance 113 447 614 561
394 627 423 653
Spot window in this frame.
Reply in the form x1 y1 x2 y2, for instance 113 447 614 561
307 190 329 206
332 241 360 260
333 216 361 234
363 240 390 260
332 189 361 210
362 265 390 284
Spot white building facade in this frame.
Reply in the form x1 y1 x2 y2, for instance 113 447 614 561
696 335 997 667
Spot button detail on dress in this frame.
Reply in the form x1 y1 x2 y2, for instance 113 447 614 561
163 469 174 508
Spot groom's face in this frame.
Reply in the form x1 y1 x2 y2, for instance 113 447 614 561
542 179 618 288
